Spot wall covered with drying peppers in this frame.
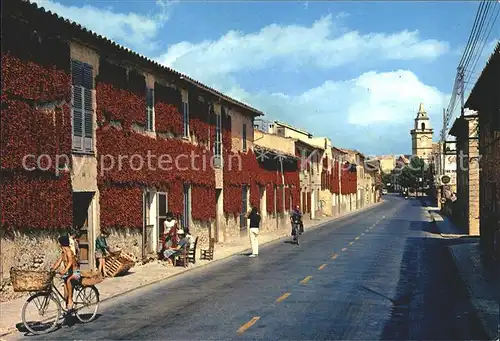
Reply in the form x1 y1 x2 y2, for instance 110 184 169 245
1 42 73 230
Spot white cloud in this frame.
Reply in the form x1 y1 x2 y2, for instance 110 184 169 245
156 14 450 81
208 70 448 154
153 15 451 154
31 0 176 52
227 69 448 129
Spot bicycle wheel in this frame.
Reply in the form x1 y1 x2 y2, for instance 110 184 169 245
74 285 100 323
22 292 61 335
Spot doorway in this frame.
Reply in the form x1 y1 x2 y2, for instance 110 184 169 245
157 192 168 247
215 189 222 242
72 192 94 270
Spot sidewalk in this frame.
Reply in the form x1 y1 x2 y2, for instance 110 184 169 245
0 201 383 336
422 198 499 340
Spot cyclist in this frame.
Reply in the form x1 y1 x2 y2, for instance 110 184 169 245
290 205 303 236
51 235 81 310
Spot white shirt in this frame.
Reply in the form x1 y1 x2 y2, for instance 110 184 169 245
164 219 176 235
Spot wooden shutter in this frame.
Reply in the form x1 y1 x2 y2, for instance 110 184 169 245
146 88 154 131
72 85 84 150
71 60 93 152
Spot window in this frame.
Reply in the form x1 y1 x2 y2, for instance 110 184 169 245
421 122 426 130
214 106 222 167
183 185 190 230
183 101 189 137
146 88 154 131
242 123 247 152
240 185 248 230
71 60 93 153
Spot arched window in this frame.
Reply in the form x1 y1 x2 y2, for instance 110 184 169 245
421 122 426 130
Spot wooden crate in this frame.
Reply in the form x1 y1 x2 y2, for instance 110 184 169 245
104 250 136 277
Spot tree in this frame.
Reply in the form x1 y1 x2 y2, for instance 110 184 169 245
398 157 427 190
381 172 392 187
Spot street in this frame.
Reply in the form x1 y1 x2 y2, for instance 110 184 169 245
8 196 488 340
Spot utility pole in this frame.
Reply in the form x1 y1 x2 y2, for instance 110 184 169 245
458 66 465 117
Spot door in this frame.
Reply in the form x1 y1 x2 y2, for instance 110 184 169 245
158 192 168 248
240 185 248 231
215 189 222 242
183 185 190 231
72 192 94 270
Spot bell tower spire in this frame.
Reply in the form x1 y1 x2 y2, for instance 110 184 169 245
410 103 434 162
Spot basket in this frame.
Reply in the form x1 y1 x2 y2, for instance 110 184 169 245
10 268 54 292
80 269 103 286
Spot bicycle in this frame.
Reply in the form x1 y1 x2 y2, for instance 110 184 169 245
291 219 301 245
21 272 100 335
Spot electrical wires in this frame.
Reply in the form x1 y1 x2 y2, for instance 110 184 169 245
440 0 500 142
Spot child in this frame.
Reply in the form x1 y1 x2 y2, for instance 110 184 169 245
51 235 81 310
95 230 111 277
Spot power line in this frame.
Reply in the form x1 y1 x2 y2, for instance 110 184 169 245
440 0 498 142
464 2 500 94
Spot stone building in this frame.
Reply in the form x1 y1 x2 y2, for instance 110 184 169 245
0 0 300 279
410 103 434 163
253 129 299 230
449 111 480 235
464 42 500 259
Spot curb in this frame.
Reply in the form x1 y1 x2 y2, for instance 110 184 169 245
422 201 498 340
446 246 498 341
0 201 384 337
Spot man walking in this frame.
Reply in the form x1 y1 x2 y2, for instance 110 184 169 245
246 207 261 258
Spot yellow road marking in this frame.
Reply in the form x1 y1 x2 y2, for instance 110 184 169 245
237 316 260 334
349 241 354 246
341 247 348 252
275 292 291 303
331 253 339 259
318 263 328 270
355 236 360 240
300 276 312 284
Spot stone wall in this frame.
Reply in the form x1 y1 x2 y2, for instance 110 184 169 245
190 220 212 248
219 212 290 244
1 228 63 301
105 227 142 260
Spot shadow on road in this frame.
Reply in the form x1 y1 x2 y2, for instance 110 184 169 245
379 235 489 341
16 313 104 336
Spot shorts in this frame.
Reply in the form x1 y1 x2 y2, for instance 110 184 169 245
95 251 104 259
62 269 81 281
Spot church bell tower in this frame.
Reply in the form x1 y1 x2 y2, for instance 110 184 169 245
410 103 434 163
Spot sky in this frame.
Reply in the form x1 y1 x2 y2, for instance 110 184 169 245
32 0 499 156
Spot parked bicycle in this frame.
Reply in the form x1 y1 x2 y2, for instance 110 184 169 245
13 269 100 335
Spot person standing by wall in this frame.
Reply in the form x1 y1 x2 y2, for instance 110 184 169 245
95 229 112 277
246 207 261 258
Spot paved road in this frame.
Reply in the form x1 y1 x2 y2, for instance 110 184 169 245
8 195 488 340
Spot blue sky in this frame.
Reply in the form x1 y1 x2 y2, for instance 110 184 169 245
33 0 499 155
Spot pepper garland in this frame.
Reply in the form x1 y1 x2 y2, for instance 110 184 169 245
1 51 73 230
192 184 216 220
266 184 275 213
95 58 222 227
99 185 143 229
341 162 357 194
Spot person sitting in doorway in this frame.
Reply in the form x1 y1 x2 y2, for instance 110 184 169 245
51 235 81 310
95 229 112 277
162 230 191 265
